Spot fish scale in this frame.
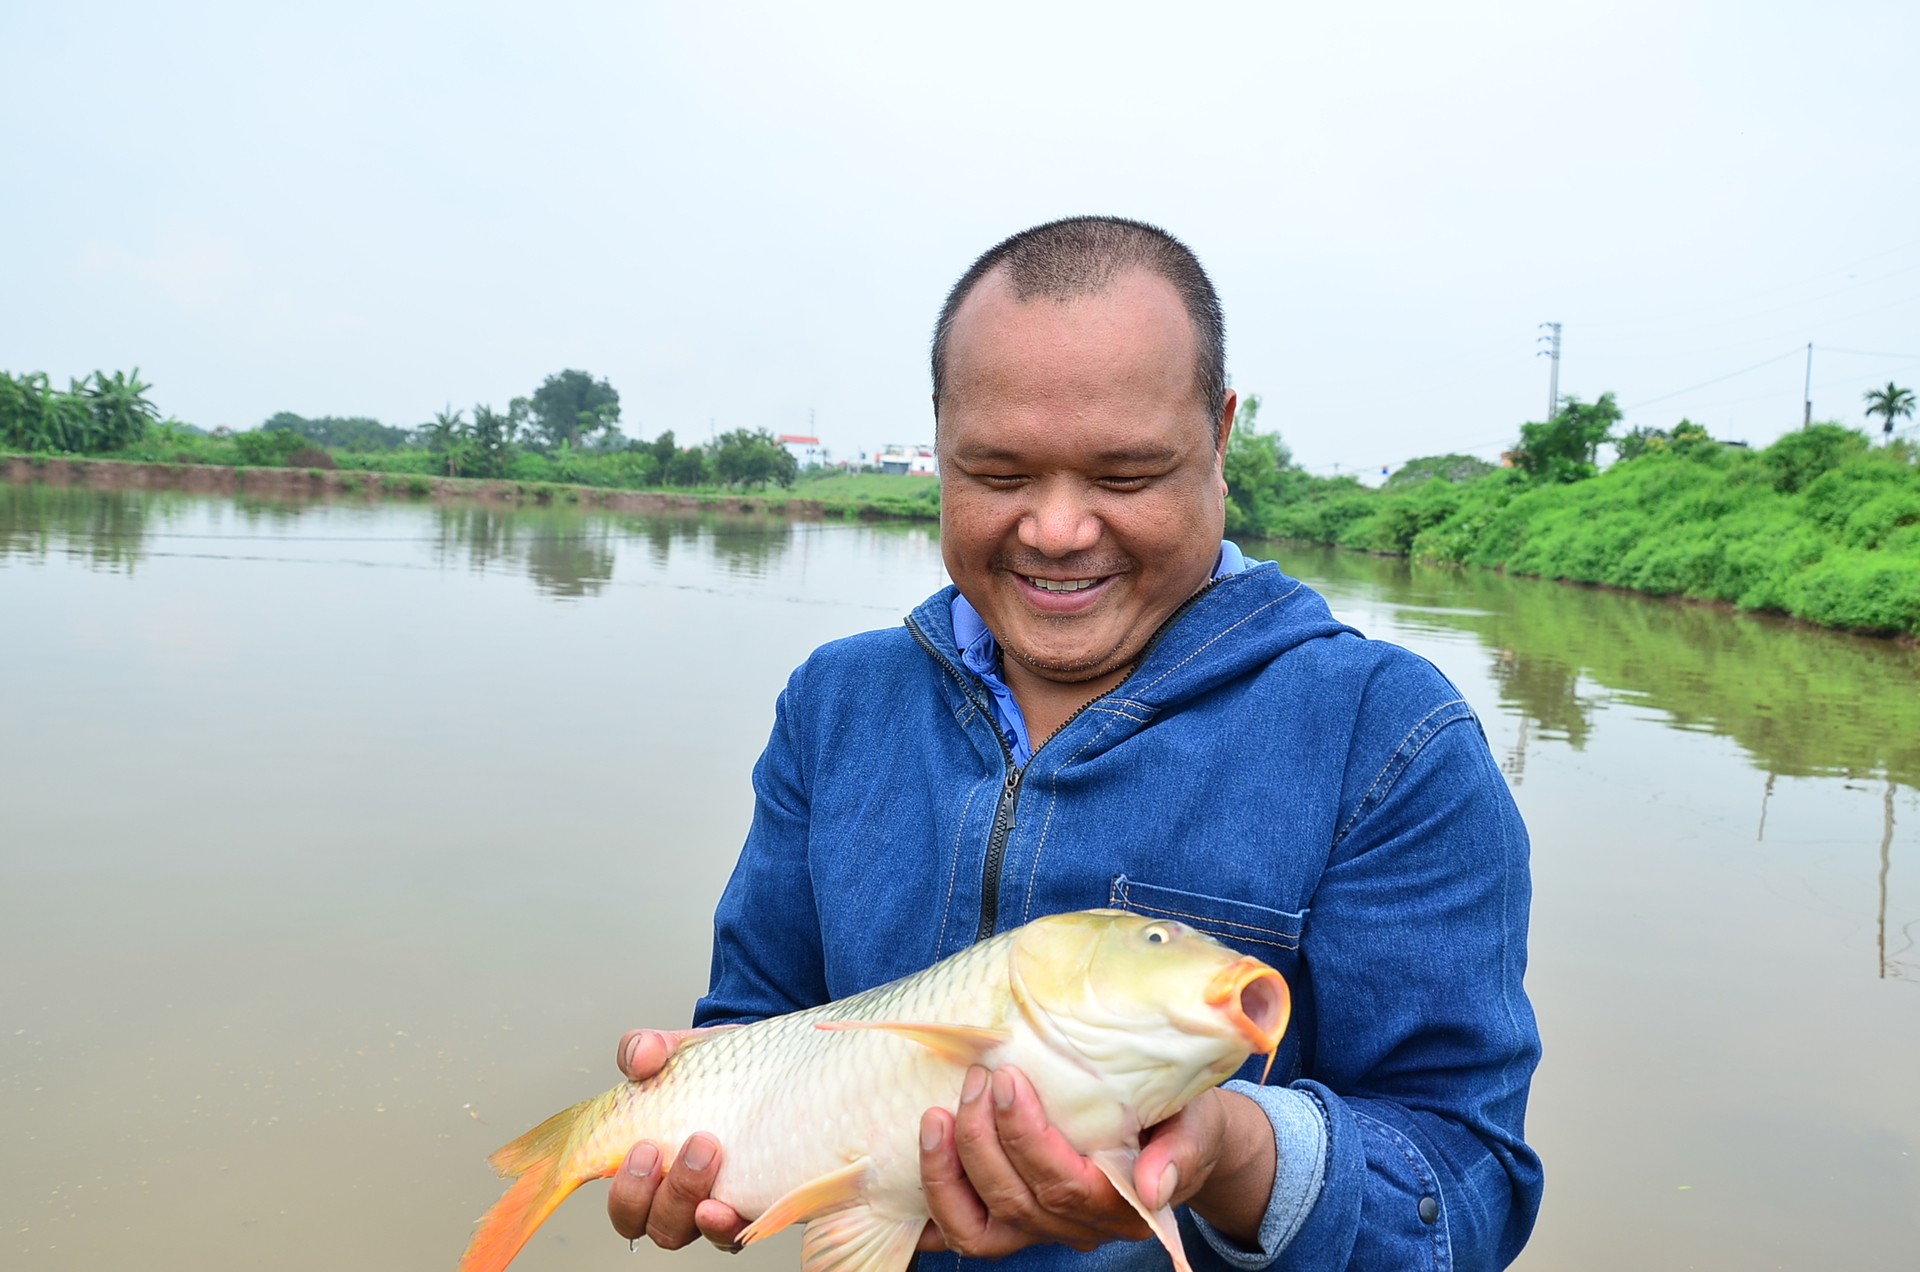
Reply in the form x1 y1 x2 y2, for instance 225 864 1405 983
591 932 1017 1219
458 910 1288 1272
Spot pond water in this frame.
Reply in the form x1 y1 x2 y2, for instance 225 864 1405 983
2 481 1916 1271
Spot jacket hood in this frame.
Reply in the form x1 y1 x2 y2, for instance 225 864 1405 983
905 561 1358 713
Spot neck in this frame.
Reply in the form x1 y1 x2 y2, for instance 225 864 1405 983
999 566 1226 748
1002 658 1133 750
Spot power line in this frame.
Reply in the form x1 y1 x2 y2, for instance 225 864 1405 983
1566 237 1920 342
1816 345 1920 360
1622 348 1804 411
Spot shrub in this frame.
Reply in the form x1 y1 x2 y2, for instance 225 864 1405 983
233 428 313 466
1 369 158 453
287 446 336 470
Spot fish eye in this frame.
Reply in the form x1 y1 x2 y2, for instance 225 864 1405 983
1143 925 1172 945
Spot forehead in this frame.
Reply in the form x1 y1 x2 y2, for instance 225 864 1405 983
944 267 1198 396
939 268 1211 458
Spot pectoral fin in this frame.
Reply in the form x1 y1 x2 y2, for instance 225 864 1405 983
811 1021 1011 1066
736 1158 872 1247
1090 1148 1193 1272
800 1206 925 1272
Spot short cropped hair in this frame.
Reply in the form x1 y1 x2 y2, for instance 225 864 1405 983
930 216 1228 437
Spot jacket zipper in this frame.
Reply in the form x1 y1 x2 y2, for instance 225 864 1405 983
905 574 1227 942
975 767 1024 941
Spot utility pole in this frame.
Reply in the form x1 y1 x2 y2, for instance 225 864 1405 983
1802 343 1813 429
1537 323 1562 420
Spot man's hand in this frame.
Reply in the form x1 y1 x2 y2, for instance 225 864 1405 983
606 1028 746 1251
917 1066 1277 1256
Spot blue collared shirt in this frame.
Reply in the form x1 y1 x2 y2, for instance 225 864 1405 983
951 540 1253 766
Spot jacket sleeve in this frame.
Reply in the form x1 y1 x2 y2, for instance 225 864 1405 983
692 662 831 1027
1275 690 1543 1272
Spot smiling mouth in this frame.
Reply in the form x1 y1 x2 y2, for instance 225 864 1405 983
1023 576 1104 593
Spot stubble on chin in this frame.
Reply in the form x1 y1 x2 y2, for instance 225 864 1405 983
996 618 1141 684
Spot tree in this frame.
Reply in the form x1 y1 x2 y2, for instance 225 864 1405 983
448 400 527 478
82 368 158 450
419 406 465 453
1383 454 1496 488
1862 382 1915 442
263 411 411 451
1509 392 1621 483
648 429 677 481
667 445 711 486
1614 418 1714 462
712 428 800 488
1223 394 1289 535
233 427 313 466
527 370 621 450
0 368 156 452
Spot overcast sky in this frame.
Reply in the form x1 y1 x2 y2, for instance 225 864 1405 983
4 1 1916 476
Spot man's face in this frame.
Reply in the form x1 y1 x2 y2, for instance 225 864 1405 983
937 268 1234 686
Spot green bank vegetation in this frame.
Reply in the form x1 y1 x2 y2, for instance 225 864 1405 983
1227 392 1920 638
9 364 1919 636
0 366 946 516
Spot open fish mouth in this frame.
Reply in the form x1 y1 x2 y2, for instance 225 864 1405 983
1203 958 1291 1078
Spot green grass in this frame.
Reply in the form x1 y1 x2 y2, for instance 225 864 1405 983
1244 426 1920 638
793 471 939 499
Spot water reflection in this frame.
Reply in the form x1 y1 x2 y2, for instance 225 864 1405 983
0 481 801 602
430 505 623 599
0 481 158 572
1882 779 1910 982
1270 543 1920 790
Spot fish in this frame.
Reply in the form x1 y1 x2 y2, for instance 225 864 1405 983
459 908 1290 1272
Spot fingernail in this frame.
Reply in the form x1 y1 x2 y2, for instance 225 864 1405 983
991 1070 1015 1110
625 1032 650 1071
920 1114 942 1152
1153 1163 1178 1209
683 1137 715 1172
627 1143 659 1178
960 1067 987 1104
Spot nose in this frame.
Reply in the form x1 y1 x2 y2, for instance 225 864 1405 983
1016 479 1102 558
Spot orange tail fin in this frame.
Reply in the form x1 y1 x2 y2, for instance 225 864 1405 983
459 1090 622 1272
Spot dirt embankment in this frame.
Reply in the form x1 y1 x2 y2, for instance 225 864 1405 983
1 455 848 519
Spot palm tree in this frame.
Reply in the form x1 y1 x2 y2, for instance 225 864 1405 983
1862 381 1915 442
422 405 465 452
82 368 157 450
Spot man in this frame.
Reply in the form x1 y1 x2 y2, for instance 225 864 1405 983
607 217 1542 1271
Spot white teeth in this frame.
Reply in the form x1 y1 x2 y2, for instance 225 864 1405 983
1027 576 1098 593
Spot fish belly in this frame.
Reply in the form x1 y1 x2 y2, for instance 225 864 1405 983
600 935 1021 1221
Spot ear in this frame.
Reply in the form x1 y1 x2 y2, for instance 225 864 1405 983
1215 388 1239 495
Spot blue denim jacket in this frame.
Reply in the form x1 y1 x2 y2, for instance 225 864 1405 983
696 562 1543 1271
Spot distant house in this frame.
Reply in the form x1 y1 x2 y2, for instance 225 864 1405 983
877 443 937 476
779 433 823 467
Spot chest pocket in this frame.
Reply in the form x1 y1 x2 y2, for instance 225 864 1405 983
1108 874 1312 1086
1107 874 1307 957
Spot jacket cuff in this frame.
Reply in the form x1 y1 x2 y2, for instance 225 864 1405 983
1189 1081 1328 1269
